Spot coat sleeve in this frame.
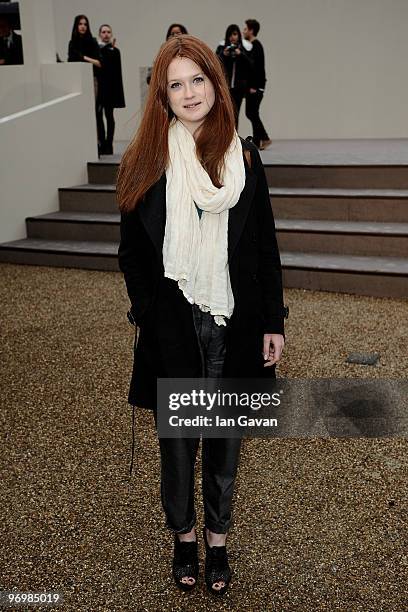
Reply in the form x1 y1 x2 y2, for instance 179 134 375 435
249 41 266 89
68 40 82 62
250 144 286 336
113 48 126 107
215 46 227 68
118 207 155 325
215 44 222 57
238 47 253 68
91 37 102 62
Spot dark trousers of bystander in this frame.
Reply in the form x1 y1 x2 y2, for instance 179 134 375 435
230 88 246 129
96 104 115 154
245 90 269 147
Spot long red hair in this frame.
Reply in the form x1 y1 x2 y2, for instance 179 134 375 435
116 35 236 213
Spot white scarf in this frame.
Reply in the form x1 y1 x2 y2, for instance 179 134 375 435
163 118 246 325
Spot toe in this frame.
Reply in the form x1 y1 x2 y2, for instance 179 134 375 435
213 581 225 590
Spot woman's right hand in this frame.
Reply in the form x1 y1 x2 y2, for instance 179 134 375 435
263 334 285 366
83 55 101 68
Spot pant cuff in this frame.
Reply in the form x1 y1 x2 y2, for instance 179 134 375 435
165 512 196 534
204 515 234 534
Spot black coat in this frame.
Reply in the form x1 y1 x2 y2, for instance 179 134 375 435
68 36 101 77
215 44 252 91
247 39 267 90
98 44 125 108
118 139 286 410
0 31 23 64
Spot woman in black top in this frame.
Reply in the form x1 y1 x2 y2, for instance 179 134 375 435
117 34 286 597
68 15 102 154
216 24 253 128
68 15 101 96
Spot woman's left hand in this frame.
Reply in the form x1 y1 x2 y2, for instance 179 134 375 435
263 334 285 366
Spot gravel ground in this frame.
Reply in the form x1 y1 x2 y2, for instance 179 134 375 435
0 263 407 612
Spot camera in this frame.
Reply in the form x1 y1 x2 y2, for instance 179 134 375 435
225 43 238 58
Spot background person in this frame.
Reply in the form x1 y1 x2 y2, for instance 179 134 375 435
68 15 101 98
243 18 272 149
147 23 189 85
166 22 188 39
68 15 102 154
0 13 23 65
97 24 126 155
117 34 285 597
216 24 253 129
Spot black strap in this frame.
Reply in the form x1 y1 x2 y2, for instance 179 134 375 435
128 404 136 489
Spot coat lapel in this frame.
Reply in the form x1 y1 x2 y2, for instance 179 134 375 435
228 163 257 261
138 157 257 261
138 173 166 260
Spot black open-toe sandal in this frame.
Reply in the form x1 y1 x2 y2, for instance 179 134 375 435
172 535 199 592
202 527 232 597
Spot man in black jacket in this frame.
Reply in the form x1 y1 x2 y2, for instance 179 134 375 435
243 19 271 150
96 24 126 155
0 15 23 65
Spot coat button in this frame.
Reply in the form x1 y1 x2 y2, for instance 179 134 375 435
252 273 258 282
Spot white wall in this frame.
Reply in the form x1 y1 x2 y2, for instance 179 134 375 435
0 0 100 243
0 65 42 117
21 0 57 66
0 0 58 117
0 0 82 117
0 63 97 243
53 0 408 140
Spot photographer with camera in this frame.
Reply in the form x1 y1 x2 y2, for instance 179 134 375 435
216 24 253 129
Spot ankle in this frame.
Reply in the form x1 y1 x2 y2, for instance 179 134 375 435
178 527 196 543
206 527 227 547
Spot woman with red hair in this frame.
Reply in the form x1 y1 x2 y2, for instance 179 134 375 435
117 34 286 596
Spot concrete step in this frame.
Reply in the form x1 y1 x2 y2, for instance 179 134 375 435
59 184 117 213
86 140 408 189
265 165 408 189
87 161 118 184
26 211 120 241
0 238 118 271
25 211 408 257
59 184 408 224
270 187 408 222
0 238 406 298
275 219 408 257
283 252 408 298
86 157 408 191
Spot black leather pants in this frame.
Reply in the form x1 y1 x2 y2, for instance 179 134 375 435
154 306 242 534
